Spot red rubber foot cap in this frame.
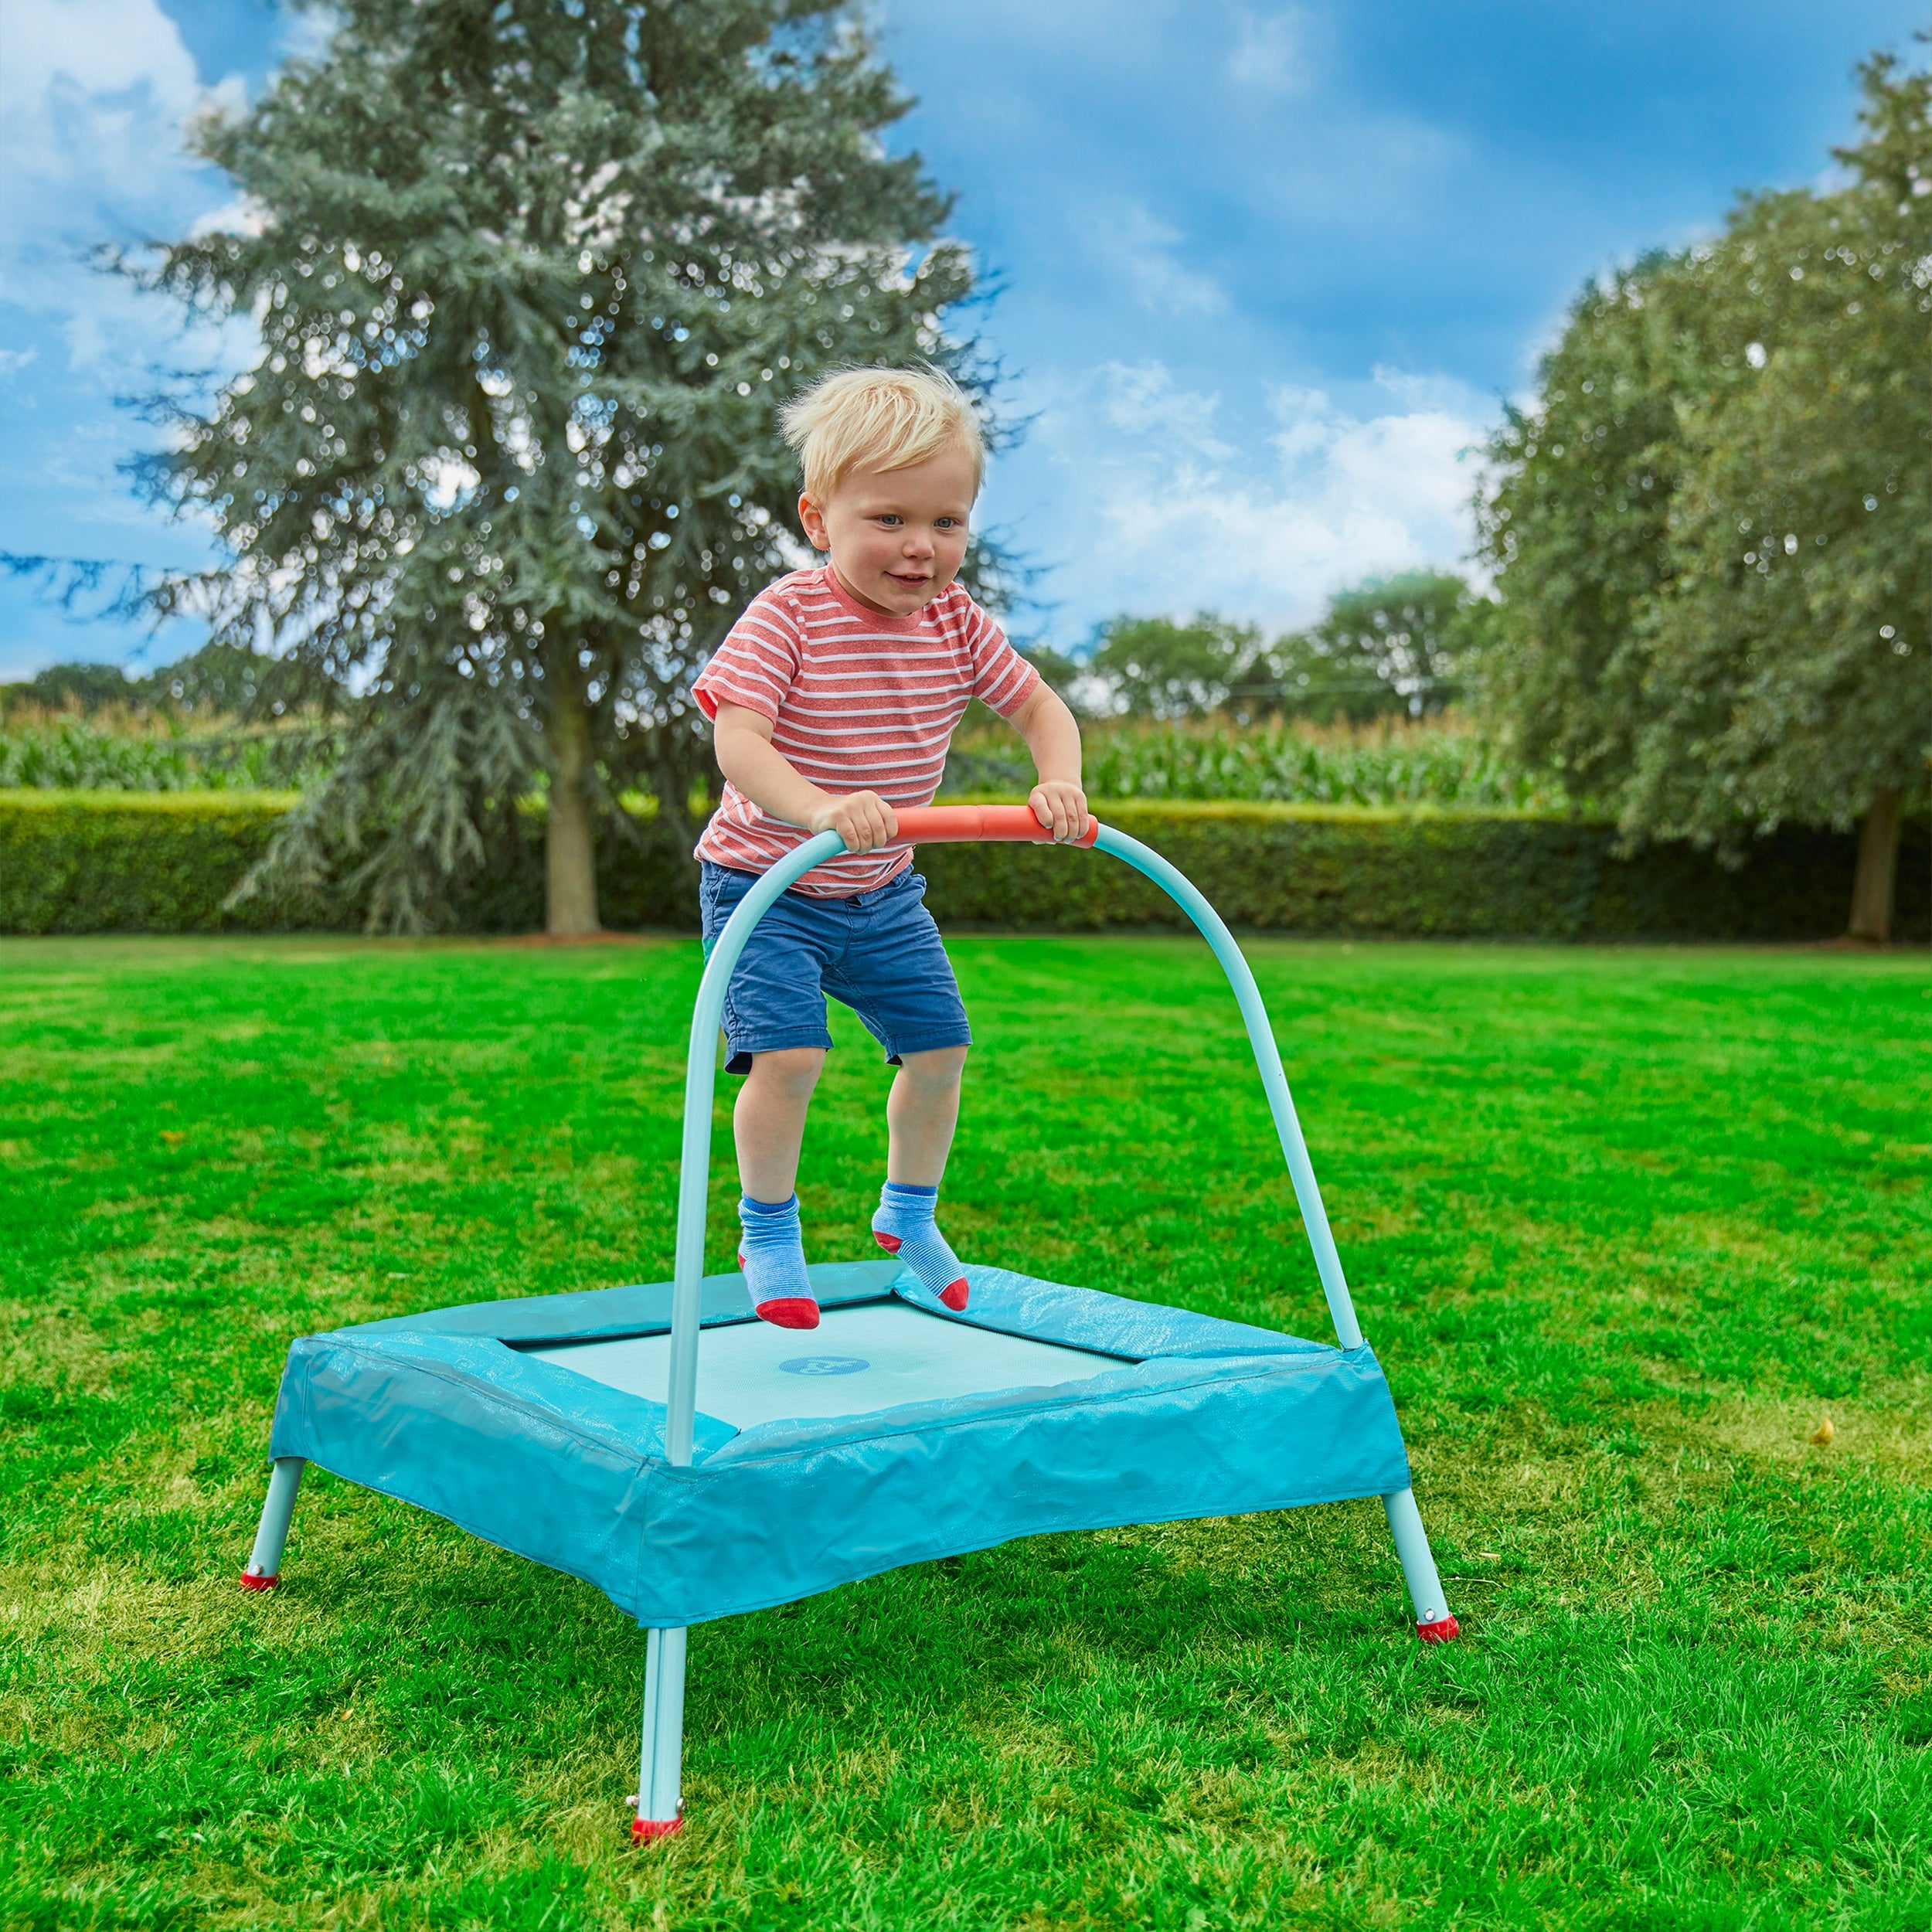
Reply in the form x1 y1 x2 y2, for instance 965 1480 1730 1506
1417 1614 1461 1643
939 1277 970 1311
756 1298 820 1330
632 1815 682 1842
239 1571 279 1591
873 1230 903 1255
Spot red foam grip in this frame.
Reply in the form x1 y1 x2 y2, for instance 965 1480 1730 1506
633 1815 683 1842
892 804 1099 849
239 1570 279 1591
1416 1614 1460 1643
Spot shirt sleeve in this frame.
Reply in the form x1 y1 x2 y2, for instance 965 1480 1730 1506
960 597 1040 722
693 587 804 723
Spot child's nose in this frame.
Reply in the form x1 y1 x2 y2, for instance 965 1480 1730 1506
902 529 934 557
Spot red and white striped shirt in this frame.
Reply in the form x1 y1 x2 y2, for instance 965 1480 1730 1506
693 567 1039 896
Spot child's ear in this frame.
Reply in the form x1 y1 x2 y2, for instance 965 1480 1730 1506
797 492 829 553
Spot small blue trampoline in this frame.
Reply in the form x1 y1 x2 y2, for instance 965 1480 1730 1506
241 808 1458 1842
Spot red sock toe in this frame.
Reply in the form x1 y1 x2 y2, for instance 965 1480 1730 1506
756 1297 820 1330
939 1277 969 1311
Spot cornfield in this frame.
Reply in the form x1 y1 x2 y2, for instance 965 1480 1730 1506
943 715 1566 811
3 708 1564 812
0 716 338 792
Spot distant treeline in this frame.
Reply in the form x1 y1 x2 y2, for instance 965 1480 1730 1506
1040 570 1494 726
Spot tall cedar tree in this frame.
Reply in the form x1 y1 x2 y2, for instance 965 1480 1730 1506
1480 45 1931 940
138 0 980 933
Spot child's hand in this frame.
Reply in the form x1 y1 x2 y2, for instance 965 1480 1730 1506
1029 781 1090 843
811 791 899 853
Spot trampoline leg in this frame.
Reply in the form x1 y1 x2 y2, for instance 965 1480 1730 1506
240 1457 304 1590
633 1626 687 1841
1383 1487 1459 1641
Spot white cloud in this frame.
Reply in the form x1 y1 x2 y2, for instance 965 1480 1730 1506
1006 359 1494 639
0 0 250 365
0 0 200 114
0 0 274 674
1 0 215 257
189 196 267 241
1109 206 1226 316
1226 7 1313 94
1094 359 1233 457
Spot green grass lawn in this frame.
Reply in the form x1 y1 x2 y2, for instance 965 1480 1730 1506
2 934 1928 1930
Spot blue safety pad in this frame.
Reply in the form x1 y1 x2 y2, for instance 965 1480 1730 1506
267 1261 1413 1627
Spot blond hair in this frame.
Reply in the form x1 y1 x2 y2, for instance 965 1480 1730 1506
780 364 984 502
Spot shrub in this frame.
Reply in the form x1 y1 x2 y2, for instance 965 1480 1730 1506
0 792 695 936
0 793 314 934
2 793 1924 942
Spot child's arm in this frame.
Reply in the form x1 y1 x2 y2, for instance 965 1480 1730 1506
712 701 900 853
1009 684 1089 842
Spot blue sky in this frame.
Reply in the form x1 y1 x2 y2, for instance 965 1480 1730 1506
2 0 1925 677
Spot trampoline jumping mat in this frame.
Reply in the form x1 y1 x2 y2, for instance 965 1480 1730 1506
265 1260 1413 1626
527 1300 1125 1427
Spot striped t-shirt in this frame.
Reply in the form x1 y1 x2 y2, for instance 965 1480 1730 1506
692 566 1039 896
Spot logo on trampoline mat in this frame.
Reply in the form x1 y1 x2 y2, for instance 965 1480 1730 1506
779 1355 870 1377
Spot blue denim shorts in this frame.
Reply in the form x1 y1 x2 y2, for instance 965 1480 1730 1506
699 862 972 1075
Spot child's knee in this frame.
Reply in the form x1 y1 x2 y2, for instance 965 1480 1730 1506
747 1046 826 1096
898 1045 968 1088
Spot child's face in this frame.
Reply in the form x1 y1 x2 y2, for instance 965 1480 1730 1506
798 442 978 617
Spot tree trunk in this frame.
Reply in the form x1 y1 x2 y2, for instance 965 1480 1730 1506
1846 786 1903 944
545 655 600 937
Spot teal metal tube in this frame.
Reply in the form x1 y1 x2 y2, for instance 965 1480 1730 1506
666 829 846 1467
649 815 1410 1829
1382 1488 1451 1628
668 819 1366 1459
242 1455 304 1585
638 1624 688 1828
1091 825 1365 1351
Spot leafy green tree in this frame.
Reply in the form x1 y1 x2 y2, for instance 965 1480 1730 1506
134 641 343 717
0 641 342 719
1088 578 1491 725
1087 614 1260 719
1481 44 1932 940
136 0 979 932
0 662 141 717
1260 570 1492 724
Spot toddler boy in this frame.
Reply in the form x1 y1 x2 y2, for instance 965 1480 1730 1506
692 366 1087 1329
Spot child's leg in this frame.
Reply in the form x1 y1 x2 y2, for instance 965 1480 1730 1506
735 1046 825 1202
874 1046 972 1310
885 1045 967 1185
733 1047 825 1329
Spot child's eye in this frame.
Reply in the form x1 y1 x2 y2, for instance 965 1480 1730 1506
876 514 903 527
935 517 961 530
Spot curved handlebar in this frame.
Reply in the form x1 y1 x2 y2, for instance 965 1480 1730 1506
890 804 1099 847
662 817 1367 1467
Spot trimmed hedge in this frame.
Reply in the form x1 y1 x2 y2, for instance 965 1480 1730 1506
2 791 1926 940
0 791 698 936
0 792 308 935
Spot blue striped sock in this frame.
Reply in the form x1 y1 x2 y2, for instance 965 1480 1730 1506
737 1195 818 1330
871 1182 969 1311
